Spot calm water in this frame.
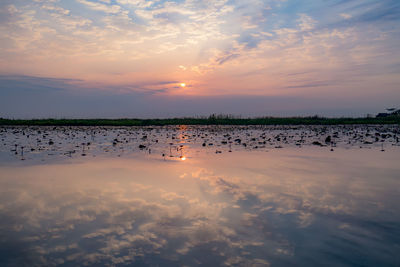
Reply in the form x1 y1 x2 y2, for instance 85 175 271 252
0 126 399 266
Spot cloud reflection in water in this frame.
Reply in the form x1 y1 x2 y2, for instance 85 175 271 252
0 149 399 266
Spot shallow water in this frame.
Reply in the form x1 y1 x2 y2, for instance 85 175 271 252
0 126 399 266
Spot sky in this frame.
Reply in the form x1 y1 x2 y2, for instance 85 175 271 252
0 0 399 118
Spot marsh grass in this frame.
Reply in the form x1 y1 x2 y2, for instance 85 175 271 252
1 115 399 126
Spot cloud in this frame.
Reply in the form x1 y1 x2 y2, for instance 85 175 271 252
0 75 82 92
76 0 121 14
0 0 399 116
0 74 399 118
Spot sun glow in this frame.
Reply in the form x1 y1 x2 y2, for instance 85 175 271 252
180 83 186 88
180 156 186 161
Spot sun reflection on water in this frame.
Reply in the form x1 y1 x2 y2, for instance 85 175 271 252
0 135 400 266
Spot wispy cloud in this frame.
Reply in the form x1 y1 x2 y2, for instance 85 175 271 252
76 0 121 13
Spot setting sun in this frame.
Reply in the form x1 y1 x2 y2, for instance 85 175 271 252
180 83 186 88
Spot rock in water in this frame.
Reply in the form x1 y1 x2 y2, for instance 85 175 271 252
325 136 331 144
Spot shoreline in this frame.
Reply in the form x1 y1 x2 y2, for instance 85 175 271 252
1 117 399 126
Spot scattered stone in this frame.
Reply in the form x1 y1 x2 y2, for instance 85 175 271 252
325 136 331 143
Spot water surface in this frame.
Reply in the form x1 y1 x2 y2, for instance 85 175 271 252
0 126 399 266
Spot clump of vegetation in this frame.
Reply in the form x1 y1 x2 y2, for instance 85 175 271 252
0 114 399 126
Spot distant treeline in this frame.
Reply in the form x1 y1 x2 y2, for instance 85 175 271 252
1 115 399 126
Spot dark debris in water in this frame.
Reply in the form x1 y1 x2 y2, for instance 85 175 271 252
0 125 399 162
